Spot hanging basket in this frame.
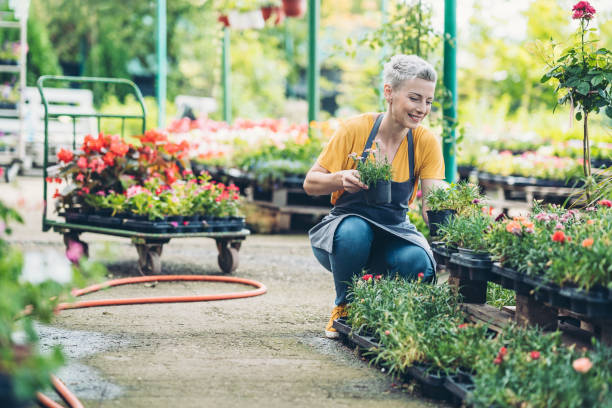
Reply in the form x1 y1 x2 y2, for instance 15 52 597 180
282 0 306 18
261 6 285 25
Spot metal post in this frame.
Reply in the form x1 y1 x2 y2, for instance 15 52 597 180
379 0 388 110
17 3 28 164
307 0 320 125
156 0 167 129
222 26 231 123
443 0 457 183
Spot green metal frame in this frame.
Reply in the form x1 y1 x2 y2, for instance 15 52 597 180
37 75 147 232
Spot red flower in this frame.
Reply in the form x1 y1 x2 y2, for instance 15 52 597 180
458 323 468 329
493 357 502 365
530 351 540 360
572 1 596 20
417 272 425 279
55 177 62 184
374 274 382 281
75 173 85 182
52 188 61 199
499 347 507 356
82 187 90 194
110 141 129 157
45 177 53 183
384 330 390 335
57 148 74 163
103 152 116 166
362 274 373 281
551 230 566 243
598 199 612 208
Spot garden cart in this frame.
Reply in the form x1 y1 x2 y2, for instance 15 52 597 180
38 75 249 274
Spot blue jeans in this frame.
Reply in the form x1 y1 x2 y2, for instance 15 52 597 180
312 216 434 306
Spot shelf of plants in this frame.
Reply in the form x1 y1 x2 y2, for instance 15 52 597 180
425 181 612 345
167 117 335 206
333 274 611 407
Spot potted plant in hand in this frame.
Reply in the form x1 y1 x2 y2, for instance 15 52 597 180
349 143 392 205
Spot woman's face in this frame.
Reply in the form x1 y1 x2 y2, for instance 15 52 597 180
386 78 435 129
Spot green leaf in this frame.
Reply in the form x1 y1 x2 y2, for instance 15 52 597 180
576 82 590 96
575 111 582 121
591 75 604 87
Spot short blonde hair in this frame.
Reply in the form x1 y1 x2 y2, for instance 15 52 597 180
383 54 437 90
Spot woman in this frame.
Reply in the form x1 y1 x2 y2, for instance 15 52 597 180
303 54 447 339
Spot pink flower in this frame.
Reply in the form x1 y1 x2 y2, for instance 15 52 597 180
170 221 179 228
374 274 382 281
572 357 593 373
572 1 596 20
530 351 540 360
362 274 373 281
66 241 84 263
384 330 390 335
598 199 612 208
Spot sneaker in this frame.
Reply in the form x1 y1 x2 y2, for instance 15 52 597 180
325 304 348 339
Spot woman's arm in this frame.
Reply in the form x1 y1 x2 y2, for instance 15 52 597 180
420 178 449 223
303 162 368 196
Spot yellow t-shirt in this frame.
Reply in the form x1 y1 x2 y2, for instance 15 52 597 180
317 112 445 205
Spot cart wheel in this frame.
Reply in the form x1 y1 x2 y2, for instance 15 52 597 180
63 233 89 260
136 244 163 275
217 242 239 274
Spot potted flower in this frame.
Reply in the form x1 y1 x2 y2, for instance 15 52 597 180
349 144 392 205
426 181 484 238
282 0 305 17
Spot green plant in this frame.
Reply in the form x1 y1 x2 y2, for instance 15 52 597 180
540 1 612 201
349 143 392 188
0 200 104 402
487 282 516 310
437 212 493 252
425 181 484 214
471 326 611 408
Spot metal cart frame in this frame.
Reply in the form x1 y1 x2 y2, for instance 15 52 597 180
38 75 248 274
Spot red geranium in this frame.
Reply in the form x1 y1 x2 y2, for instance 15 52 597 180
598 199 612 208
57 148 74 163
551 230 566 243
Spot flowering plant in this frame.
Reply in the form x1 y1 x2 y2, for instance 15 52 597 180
437 211 493 253
541 1 612 199
425 181 484 214
0 200 104 403
348 143 392 188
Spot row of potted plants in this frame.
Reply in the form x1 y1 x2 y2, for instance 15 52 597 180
52 130 246 233
426 180 612 317
168 117 335 189
342 275 611 407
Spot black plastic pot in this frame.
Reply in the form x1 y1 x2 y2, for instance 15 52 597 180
491 263 532 296
404 364 450 401
443 371 474 404
123 219 170 233
450 248 493 281
365 181 391 205
427 209 456 238
228 216 245 231
559 286 612 318
430 242 457 268
63 210 88 224
522 275 557 305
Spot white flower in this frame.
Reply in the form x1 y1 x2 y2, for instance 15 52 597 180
21 249 73 285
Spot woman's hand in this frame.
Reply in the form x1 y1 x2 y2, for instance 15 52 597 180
339 169 368 193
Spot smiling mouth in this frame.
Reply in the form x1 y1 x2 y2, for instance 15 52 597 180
408 114 423 121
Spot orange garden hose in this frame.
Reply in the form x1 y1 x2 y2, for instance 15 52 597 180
36 275 267 408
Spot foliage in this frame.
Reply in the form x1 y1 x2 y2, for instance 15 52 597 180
540 1 612 199
470 327 612 408
425 181 484 214
0 200 104 401
437 211 493 252
486 282 516 310
487 201 612 290
477 151 584 181
349 143 392 188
